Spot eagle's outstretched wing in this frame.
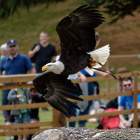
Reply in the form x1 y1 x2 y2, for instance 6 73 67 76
33 5 105 117
33 72 83 117
56 5 104 75
56 5 104 52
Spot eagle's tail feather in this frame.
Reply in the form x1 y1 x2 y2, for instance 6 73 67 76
88 44 110 68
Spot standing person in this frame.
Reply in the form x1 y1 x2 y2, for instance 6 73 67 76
28 32 57 73
0 39 33 139
8 88 31 140
77 68 100 127
29 87 45 121
28 32 57 126
68 67 108 127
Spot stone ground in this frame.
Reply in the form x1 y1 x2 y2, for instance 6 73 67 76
32 127 140 140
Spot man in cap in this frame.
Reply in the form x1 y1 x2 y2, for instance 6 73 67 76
0 39 33 124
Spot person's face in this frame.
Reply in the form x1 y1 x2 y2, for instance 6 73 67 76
121 80 133 91
39 33 49 46
8 46 18 56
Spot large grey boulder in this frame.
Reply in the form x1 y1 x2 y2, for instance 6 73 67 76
32 127 140 140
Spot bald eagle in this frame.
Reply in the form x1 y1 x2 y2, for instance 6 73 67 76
33 5 109 117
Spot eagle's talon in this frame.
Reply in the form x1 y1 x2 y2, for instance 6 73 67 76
42 65 48 72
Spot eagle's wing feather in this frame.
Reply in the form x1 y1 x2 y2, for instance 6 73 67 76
47 94 80 117
70 5 104 28
33 5 105 117
33 73 49 95
33 72 83 117
56 5 104 75
56 4 104 53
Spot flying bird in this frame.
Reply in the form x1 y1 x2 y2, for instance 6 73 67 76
33 5 108 117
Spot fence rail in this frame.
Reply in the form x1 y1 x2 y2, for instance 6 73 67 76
0 71 139 136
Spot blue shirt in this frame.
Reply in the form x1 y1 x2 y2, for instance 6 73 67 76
118 94 140 109
80 68 96 77
78 68 99 113
0 54 32 75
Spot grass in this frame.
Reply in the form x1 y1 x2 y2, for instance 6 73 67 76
0 0 139 71
0 109 52 140
0 0 83 53
0 108 97 140
0 0 140 70
0 78 139 139
0 0 139 56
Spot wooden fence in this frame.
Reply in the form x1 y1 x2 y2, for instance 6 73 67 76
0 71 140 137
0 74 66 137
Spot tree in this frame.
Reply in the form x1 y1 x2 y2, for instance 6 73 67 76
0 0 65 18
1 0 140 22
86 0 140 22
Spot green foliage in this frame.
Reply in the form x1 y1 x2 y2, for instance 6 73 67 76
0 0 65 18
1 0 140 22
0 0 83 53
85 0 140 22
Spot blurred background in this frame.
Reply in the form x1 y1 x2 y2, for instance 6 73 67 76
0 0 140 71
0 0 140 139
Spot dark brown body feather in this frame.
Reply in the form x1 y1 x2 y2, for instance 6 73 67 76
33 5 104 116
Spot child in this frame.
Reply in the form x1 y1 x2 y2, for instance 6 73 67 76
8 88 30 140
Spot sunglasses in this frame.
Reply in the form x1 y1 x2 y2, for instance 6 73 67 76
122 83 132 88
9 45 16 48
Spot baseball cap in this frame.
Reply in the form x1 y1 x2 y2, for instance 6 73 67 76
7 39 17 47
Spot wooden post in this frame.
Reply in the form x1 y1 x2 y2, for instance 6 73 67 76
52 109 66 127
133 92 138 127
133 76 138 128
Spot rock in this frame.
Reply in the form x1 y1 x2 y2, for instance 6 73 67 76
32 127 140 140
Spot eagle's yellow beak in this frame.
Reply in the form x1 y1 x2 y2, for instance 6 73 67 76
42 65 48 72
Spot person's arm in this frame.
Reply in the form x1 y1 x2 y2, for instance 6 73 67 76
118 106 127 122
118 96 132 128
118 96 126 122
28 44 40 58
8 90 18 102
78 72 87 82
128 113 134 122
119 106 132 128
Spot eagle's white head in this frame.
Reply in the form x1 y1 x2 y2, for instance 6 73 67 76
42 61 64 74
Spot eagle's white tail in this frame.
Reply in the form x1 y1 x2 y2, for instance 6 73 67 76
88 44 110 68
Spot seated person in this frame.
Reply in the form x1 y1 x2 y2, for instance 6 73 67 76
118 76 140 128
97 98 120 129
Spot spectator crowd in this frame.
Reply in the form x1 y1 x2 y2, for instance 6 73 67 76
0 32 56 140
0 31 139 140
